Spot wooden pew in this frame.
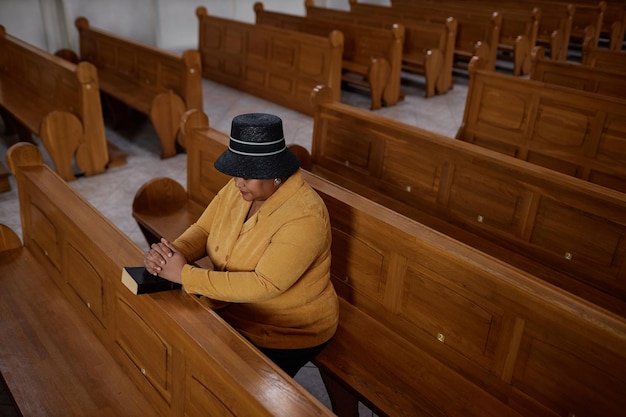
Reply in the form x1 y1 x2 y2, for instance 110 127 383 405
307 85 626 316
389 0 541 76
133 109 626 417
582 38 626 70
0 25 117 182
73 17 203 158
305 0 457 97
530 45 626 97
457 60 626 193
348 0 503 72
254 2 404 110
195 6 342 116
1 142 336 417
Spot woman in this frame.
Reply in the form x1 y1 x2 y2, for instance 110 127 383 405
144 113 338 377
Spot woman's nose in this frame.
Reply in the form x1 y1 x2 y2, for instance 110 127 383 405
234 177 244 187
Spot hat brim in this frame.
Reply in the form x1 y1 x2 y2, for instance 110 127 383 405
214 147 301 179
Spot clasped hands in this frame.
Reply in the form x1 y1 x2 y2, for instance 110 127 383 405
144 238 186 284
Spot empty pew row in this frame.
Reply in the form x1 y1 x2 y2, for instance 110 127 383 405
530 45 626 97
457 60 626 193
516 0 625 50
304 0 457 97
391 0 606 59
347 0 504 73
254 2 404 110
307 85 626 317
389 0 541 76
0 142 335 417
195 6 342 116
133 109 626 417
71 17 203 158
0 25 120 183
573 0 626 48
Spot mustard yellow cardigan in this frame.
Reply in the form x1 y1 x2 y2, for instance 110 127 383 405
173 169 338 349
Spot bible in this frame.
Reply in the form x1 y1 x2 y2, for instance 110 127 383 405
121 266 182 295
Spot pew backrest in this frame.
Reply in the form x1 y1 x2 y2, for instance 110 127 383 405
582 41 626 71
457 64 626 193
309 85 626 316
530 45 626 98
196 6 342 116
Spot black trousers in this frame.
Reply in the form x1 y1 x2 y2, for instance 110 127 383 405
255 341 330 377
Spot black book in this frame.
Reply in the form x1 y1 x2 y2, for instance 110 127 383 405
121 266 182 295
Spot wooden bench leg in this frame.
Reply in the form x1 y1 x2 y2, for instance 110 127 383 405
150 91 186 158
0 107 35 143
318 368 360 417
40 111 82 181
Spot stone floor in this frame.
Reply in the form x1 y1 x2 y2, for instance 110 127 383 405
0 71 469 416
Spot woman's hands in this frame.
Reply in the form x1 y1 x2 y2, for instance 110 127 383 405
144 238 186 284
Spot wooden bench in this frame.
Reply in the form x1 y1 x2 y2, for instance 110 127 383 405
1 141 336 417
580 0 626 49
391 0 581 61
349 0 503 73
456 61 626 193
391 0 541 76
530 45 626 97
254 2 404 110
307 84 626 316
0 25 118 183
582 38 626 70
305 0 457 97
73 17 203 158
196 6 342 116
133 108 626 417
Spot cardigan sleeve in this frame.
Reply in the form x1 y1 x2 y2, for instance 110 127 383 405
181 212 329 303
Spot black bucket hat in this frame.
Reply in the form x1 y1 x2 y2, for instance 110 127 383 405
214 113 300 179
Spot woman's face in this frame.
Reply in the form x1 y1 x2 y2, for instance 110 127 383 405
233 177 277 203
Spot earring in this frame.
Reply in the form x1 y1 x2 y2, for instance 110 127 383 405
274 178 282 185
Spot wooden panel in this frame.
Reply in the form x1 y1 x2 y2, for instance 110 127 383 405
66 243 106 326
513 318 626 417
401 257 503 369
27 201 61 270
115 296 174 404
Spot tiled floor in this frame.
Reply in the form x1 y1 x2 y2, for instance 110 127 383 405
0 72 469 416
